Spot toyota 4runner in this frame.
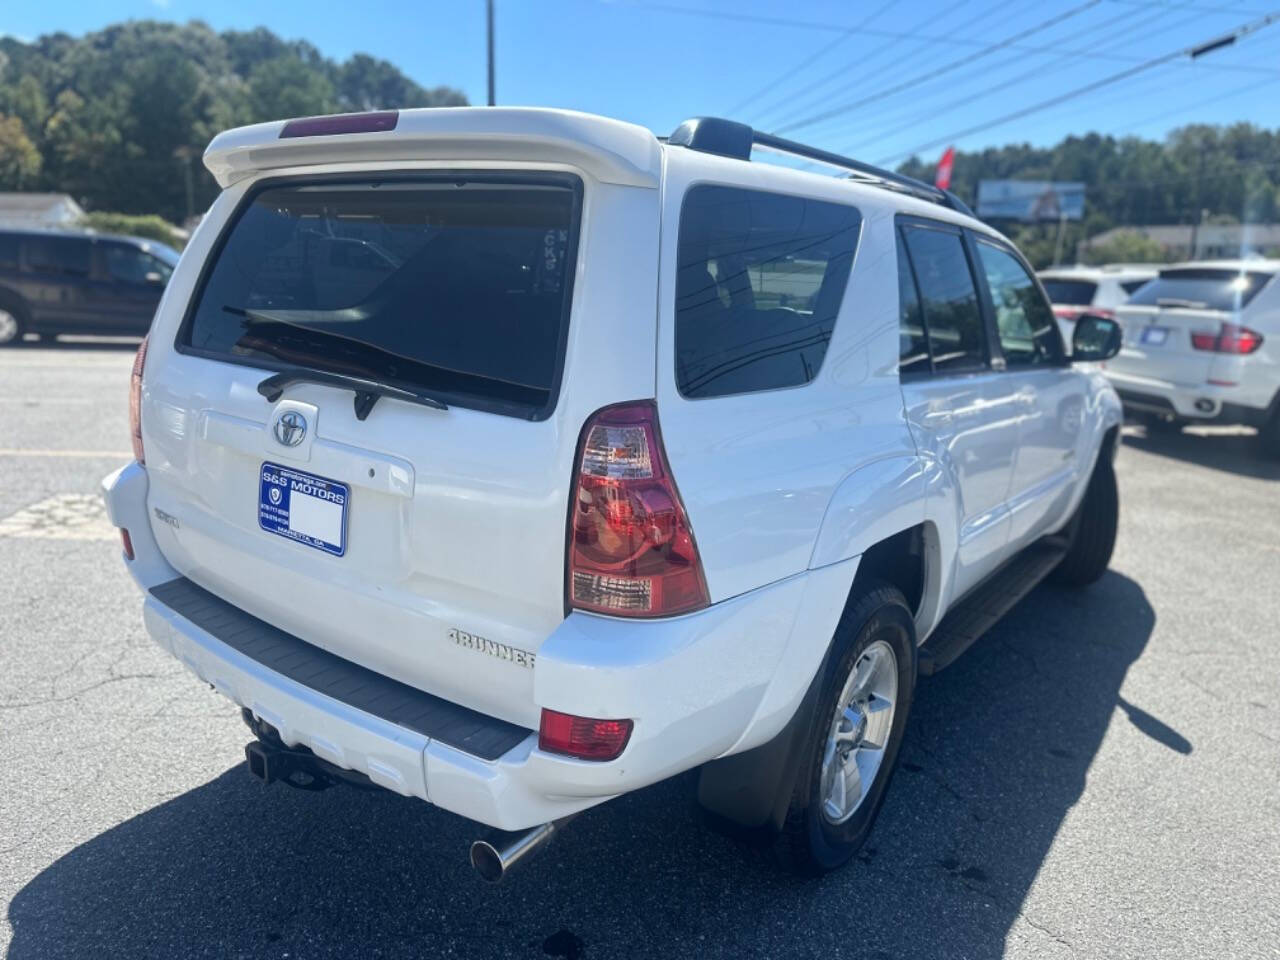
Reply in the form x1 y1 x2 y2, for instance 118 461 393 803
102 108 1124 879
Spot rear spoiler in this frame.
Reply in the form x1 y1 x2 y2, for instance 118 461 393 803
203 107 662 189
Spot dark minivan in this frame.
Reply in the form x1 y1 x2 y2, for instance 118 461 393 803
0 228 180 344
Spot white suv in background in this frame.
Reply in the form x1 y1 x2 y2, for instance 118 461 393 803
1038 263 1158 342
101 108 1124 880
1105 260 1280 455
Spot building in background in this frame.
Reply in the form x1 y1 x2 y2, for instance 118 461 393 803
1082 223 1280 261
0 193 85 228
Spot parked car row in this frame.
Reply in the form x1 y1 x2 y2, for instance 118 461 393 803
1039 259 1280 456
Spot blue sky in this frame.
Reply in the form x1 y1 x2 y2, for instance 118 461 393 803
6 0 1280 163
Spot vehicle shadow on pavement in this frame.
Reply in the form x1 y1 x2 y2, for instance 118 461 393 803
1122 425 1280 481
9 573 1166 960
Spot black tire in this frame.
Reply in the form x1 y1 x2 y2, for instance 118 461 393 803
1052 452 1119 587
1259 409 1280 461
1139 410 1181 434
0 294 27 347
775 581 916 875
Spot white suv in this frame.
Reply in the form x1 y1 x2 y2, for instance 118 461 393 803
1105 259 1280 454
101 109 1124 879
1038 263 1158 342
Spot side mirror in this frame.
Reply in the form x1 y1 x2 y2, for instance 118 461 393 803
1072 314 1122 362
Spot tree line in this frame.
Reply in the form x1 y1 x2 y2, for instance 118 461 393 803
898 125 1280 266
1 18 1277 266
0 20 466 224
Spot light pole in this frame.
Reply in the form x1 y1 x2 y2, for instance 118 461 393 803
487 0 495 106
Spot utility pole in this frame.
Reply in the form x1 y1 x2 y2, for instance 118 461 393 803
486 0 495 106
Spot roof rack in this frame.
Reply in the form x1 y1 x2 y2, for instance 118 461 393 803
667 117 974 217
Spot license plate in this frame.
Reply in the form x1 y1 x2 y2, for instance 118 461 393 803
259 462 348 557
1140 325 1169 346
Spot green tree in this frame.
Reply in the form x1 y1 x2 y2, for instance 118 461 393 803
1080 229 1168 266
0 114 41 188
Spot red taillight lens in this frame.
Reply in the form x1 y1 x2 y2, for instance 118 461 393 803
120 528 134 561
567 402 709 618
1191 322 1263 354
538 709 633 761
129 335 148 464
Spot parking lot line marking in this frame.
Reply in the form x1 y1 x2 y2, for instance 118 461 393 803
0 448 132 458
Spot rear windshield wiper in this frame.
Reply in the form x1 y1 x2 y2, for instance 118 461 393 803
1155 297 1209 309
257 367 448 420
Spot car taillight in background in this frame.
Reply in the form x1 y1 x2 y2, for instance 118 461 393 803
538 709 633 761
567 401 709 618
129 335 148 463
1190 322 1264 355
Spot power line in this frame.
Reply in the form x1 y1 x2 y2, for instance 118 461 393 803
876 10 1280 165
723 0 903 118
829 0 1214 153
771 0 1106 136
1106 73 1280 136
748 0 1006 129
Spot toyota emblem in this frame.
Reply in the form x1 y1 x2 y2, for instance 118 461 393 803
273 410 307 447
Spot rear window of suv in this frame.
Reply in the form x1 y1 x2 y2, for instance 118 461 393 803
180 173 582 420
1126 268 1273 312
1040 278 1097 305
675 185 861 399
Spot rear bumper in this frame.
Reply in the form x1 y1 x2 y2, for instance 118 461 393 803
1110 380 1272 426
103 461 856 831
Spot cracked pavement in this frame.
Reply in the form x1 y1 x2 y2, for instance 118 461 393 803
2 342 1279 959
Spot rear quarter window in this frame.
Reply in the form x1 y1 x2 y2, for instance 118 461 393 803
674 185 861 399
25 236 91 276
179 173 582 420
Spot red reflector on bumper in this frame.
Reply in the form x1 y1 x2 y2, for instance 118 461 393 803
120 528 134 561
538 709 633 761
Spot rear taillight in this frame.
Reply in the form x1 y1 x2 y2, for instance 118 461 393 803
120 528 134 562
538 709 633 761
1191 322 1263 354
129 335 148 463
567 402 709 618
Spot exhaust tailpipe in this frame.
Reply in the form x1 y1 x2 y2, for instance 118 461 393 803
470 816 574 882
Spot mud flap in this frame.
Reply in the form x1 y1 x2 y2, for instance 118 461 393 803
696 667 825 835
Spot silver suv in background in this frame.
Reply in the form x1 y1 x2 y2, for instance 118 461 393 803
1105 260 1280 455
1038 264 1158 343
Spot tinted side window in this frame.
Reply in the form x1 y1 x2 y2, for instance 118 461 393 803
25 236 91 276
1120 279 1150 295
0 234 18 269
896 230 930 374
675 185 862 399
901 225 985 373
976 240 1064 367
105 245 172 285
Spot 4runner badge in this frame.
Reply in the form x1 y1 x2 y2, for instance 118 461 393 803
448 628 536 669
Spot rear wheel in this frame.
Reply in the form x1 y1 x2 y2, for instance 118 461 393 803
1138 410 1181 434
0 301 25 346
776 581 915 875
1260 409 1280 460
1052 452 1119 587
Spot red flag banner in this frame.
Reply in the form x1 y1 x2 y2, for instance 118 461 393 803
935 146 955 191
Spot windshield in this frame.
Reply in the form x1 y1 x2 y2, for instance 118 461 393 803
180 174 582 419
1126 268 1274 312
1039 278 1097 305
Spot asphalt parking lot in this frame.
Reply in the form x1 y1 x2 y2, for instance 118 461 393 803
2 342 1278 960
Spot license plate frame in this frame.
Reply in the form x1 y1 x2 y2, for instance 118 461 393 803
258 461 349 557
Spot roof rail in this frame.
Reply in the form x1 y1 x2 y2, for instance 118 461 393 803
667 116 974 216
